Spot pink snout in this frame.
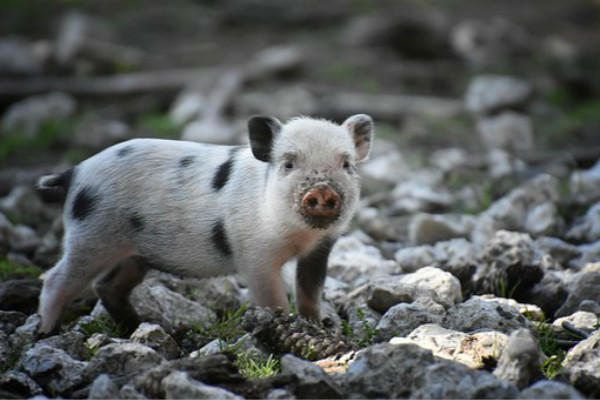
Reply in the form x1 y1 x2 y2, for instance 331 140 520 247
301 184 342 219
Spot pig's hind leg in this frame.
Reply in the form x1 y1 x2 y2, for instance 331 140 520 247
38 234 133 335
93 256 148 334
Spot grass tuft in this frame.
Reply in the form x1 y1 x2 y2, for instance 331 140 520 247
0 259 43 281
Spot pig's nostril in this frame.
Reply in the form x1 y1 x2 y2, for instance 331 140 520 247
326 199 337 209
308 197 318 207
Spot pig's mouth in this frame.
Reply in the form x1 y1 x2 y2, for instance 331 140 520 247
296 181 345 230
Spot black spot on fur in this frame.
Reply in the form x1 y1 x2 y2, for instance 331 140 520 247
117 146 134 157
72 186 99 221
129 213 145 232
211 220 232 256
212 148 239 191
179 155 195 168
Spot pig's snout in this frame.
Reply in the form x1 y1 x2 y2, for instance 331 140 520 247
301 184 342 219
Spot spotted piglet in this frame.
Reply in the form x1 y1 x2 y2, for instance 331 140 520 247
35 114 374 335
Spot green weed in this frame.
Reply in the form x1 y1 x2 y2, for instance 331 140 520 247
198 303 248 342
138 113 182 138
77 314 122 338
535 320 565 380
0 118 76 161
235 352 280 379
0 259 43 281
343 308 380 348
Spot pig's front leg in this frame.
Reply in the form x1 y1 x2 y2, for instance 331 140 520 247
296 237 335 321
245 259 290 313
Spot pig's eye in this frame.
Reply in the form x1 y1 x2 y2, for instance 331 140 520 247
284 160 294 170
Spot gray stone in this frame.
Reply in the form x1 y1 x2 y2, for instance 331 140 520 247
555 272 600 317
72 118 130 150
0 279 40 314
119 382 148 399
561 329 600 398
553 311 599 331
86 342 164 380
189 338 224 359
472 174 563 246
478 112 534 152
0 310 27 334
487 149 527 179
473 231 545 299
1 92 76 137
444 295 533 334
89 374 120 399
535 237 580 266
162 370 242 399
569 241 600 270
465 75 532 114
569 159 600 205
527 271 569 319
392 323 508 369
131 283 216 333
0 37 47 75
493 329 544 389
38 331 88 361
19 344 88 395
399 266 462 307
0 332 10 372
343 343 435 398
391 177 454 214
367 278 438 314
328 234 397 286
266 388 295 399
344 303 381 340
0 370 44 397
518 380 584 399
130 323 180 359
376 301 443 340
9 314 40 350
186 276 243 314
579 300 600 315
429 148 469 172
360 149 410 186
408 213 476 245
280 354 342 398
479 295 545 322
566 202 600 243
8 224 42 254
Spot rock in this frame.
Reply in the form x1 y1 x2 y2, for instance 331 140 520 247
392 323 508 369
0 212 12 255
561 329 600 398
391 177 454 214
85 342 164 380
0 279 41 313
19 344 88 395
518 380 584 399
367 278 437 314
493 329 544 389
280 354 342 398
328 234 397 286
234 86 316 120
399 266 462 307
429 148 469 172
535 237 580 266
342 12 452 59
465 75 533 115
1 92 76 137
527 271 569 320
408 213 476 245
487 149 528 180
0 37 47 76
72 118 130 150
343 303 381 341
566 202 600 243
343 342 435 398
555 271 600 317
479 295 545 321
411 360 519 399
473 231 545 300
84 333 123 355
181 116 241 145
553 311 599 331
38 331 88 361
266 388 295 399
131 283 216 333
452 18 531 66
9 314 40 350
579 300 600 315
472 174 563 246
89 374 120 399
395 239 477 285
189 338 224 359
0 310 27 334
130 323 180 359
360 148 410 186
376 301 444 340
162 370 242 399
477 112 534 152
444 295 533 334
569 241 600 270
186 276 243 314
569 159 600 205
7 224 41 254
0 370 44 398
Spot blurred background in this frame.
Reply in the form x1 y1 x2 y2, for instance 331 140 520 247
1 0 600 264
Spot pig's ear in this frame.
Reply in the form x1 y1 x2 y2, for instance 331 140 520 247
343 114 374 162
248 115 282 163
